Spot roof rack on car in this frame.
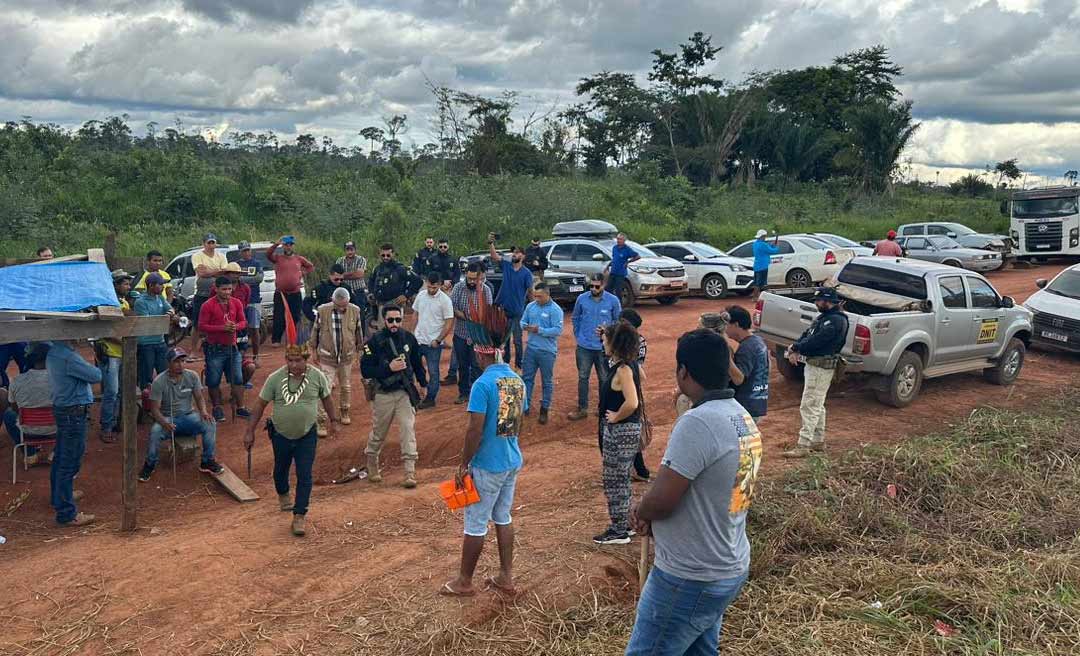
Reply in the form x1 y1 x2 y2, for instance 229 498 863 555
551 219 618 238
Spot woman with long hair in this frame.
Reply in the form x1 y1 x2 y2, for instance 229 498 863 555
594 319 648 545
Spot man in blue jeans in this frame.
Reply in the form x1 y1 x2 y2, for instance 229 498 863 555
98 269 133 443
139 348 221 481
488 234 534 370
412 273 455 409
626 329 762 655
442 307 526 597
605 232 640 296
520 282 563 425
134 273 175 389
751 229 780 299
47 340 103 527
568 274 621 421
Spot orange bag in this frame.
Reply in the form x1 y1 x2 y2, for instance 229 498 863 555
439 474 481 510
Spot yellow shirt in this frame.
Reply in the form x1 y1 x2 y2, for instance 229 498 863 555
102 299 130 358
134 270 172 300
191 251 229 297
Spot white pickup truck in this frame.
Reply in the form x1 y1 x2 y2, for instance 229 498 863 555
754 257 1034 407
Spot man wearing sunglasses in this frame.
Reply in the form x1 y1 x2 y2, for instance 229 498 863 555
360 305 427 488
368 244 421 330
430 238 460 290
569 273 622 421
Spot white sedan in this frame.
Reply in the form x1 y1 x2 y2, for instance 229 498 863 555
727 235 844 288
646 241 755 299
793 232 875 257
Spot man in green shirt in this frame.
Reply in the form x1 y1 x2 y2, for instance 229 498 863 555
243 343 338 537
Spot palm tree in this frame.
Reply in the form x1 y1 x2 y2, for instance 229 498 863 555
838 101 920 195
772 120 832 185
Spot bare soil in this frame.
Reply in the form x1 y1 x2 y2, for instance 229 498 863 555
1 263 1076 655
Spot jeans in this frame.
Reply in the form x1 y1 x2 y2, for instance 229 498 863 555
575 346 608 410
453 336 480 398
0 341 28 388
272 291 304 344
137 342 168 389
145 411 217 467
606 273 627 294
625 567 748 656
3 408 37 456
463 467 519 537
271 424 318 516
447 348 458 377
204 345 242 389
522 347 556 410
502 312 524 368
418 345 443 401
51 405 89 524
99 356 121 432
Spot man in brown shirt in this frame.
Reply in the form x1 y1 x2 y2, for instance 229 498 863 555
309 287 363 434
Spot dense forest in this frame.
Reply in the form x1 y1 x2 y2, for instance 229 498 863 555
0 36 1009 267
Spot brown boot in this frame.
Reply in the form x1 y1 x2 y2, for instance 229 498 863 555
61 512 96 527
279 493 294 512
316 415 329 438
402 461 417 489
567 408 588 421
340 407 352 426
291 514 306 536
367 455 382 483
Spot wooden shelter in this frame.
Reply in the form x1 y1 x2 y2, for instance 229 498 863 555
0 249 168 530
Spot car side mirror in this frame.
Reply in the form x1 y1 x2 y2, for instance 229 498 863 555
592 253 606 261
1035 279 1048 289
947 232 957 239
683 254 698 262
1000 296 1014 308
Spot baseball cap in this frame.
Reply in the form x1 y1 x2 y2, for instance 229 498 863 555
166 347 187 361
344 240 356 249
145 272 166 286
223 262 242 273
203 233 218 243
111 269 133 282
282 235 296 245
238 240 251 251
814 287 840 303
887 230 897 239
755 229 768 239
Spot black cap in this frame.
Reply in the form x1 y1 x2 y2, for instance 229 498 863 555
814 287 840 303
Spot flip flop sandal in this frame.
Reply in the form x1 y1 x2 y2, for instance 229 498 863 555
439 582 475 597
485 577 516 595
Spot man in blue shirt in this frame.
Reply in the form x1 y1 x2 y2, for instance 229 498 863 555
488 235 533 370
569 273 622 421
442 312 526 597
751 229 780 298
605 232 640 295
235 241 265 362
519 283 564 425
47 340 103 527
133 273 176 388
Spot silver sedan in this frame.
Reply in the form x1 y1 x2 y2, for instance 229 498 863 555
895 235 1002 272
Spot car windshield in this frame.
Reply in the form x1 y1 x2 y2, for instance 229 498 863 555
226 249 272 268
624 241 658 258
691 243 728 258
818 234 861 248
928 236 961 249
941 223 975 236
1013 196 1080 219
1045 270 1080 300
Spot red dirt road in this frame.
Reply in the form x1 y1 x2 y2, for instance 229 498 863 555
1 263 1076 655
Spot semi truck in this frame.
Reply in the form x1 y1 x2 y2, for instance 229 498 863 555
1007 186 1080 259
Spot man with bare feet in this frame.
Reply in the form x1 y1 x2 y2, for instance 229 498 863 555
442 304 525 597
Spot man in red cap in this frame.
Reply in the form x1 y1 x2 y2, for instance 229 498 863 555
873 230 904 257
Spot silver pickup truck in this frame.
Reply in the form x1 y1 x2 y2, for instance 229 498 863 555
754 257 1033 407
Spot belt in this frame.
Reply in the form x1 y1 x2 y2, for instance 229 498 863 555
805 355 839 369
54 404 92 414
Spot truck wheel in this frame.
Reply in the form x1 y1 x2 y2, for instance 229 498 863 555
657 295 679 306
774 345 804 382
875 350 923 407
786 268 812 288
984 338 1025 385
702 274 728 299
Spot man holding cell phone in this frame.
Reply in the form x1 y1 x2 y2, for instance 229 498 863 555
267 236 314 344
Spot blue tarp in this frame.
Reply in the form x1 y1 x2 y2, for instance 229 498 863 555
0 261 120 312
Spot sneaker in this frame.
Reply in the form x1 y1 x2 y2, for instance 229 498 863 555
567 408 588 421
443 374 458 385
592 528 631 545
244 382 254 390
24 451 40 466
539 408 549 425
417 398 436 410
291 514 306 537
236 407 252 418
138 463 155 482
199 459 224 475
782 446 812 459
340 410 352 426
212 406 225 422
60 512 96 527
454 395 468 405
278 493 294 512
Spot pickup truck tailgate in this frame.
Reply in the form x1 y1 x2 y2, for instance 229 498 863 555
756 291 823 343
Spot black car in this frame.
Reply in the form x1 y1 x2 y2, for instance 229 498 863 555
459 251 587 304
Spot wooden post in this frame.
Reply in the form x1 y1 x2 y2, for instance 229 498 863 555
120 336 139 531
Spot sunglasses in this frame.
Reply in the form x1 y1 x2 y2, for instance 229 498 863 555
380 254 393 259
590 284 603 290
385 317 403 324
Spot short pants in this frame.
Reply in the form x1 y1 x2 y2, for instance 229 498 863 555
463 466 519 537
753 269 768 288
245 304 261 329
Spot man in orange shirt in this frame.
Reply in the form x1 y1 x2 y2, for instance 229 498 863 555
873 230 904 257
267 236 314 344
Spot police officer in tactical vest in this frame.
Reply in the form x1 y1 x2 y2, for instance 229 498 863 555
783 287 848 459
368 243 420 329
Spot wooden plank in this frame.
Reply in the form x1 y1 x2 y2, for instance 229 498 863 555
0 315 168 344
23 253 89 266
120 337 139 532
0 310 96 321
94 306 125 319
211 464 260 502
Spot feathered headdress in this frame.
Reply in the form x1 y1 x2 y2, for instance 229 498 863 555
462 289 510 357
280 291 310 359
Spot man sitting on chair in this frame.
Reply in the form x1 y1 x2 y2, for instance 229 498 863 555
139 348 221 482
2 343 55 466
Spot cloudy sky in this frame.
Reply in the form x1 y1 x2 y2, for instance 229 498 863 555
3 0 1079 182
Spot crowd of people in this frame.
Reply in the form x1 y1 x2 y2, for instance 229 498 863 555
3 230 858 655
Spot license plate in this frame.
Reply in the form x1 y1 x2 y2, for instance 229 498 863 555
1041 330 1069 343
569 285 583 292
669 281 685 287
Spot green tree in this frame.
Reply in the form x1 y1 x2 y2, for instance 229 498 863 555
360 126 384 157
992 158 1022 187
837 101 920 195
950 173 993 197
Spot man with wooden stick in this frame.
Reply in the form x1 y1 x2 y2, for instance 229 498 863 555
625 328 761 655
441 301 525 597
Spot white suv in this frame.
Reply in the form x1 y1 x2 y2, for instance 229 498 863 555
540 220 687 306
164 242 305 317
